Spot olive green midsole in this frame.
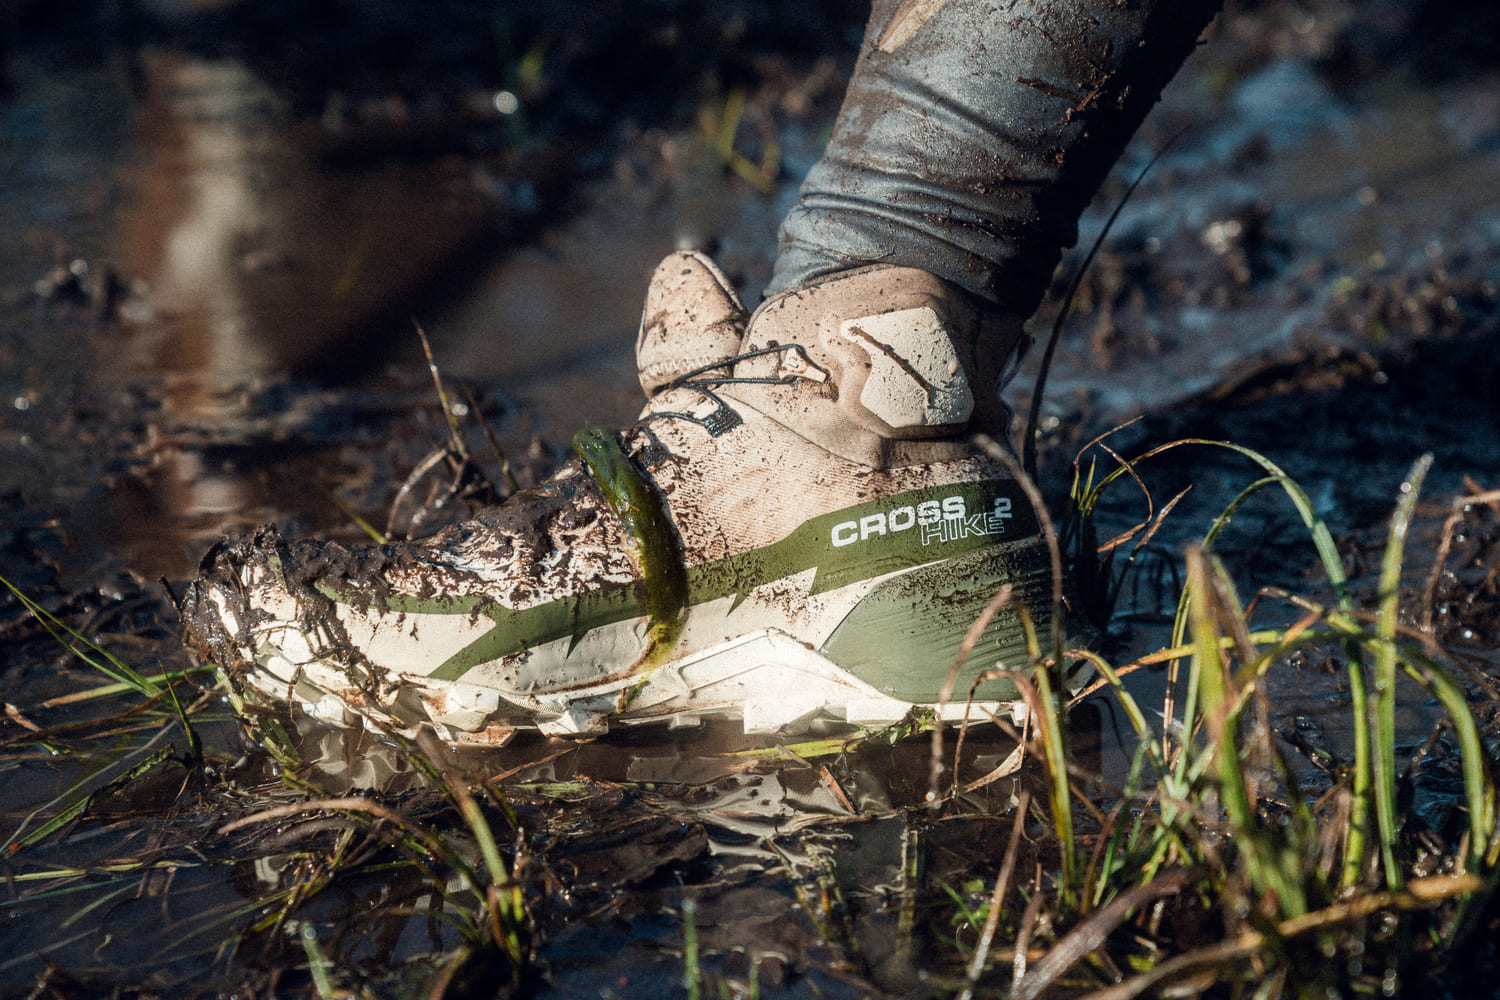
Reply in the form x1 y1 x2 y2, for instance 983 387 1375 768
821 540 1090 704
306 479 1042 684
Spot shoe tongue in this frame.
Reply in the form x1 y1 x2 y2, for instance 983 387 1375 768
635 252 747 397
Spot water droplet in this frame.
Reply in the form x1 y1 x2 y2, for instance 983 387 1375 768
493 90 520 115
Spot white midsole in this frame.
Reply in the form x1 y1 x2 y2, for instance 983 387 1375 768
243 624 1025 741
223 553 1046 743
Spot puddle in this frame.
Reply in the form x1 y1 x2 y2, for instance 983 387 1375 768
2 1 1499 996
113 49 498 383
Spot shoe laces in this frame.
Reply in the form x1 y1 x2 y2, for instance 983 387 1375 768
641 342 820 437
664 342 820 392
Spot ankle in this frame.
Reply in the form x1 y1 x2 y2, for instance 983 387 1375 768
722 264 1026 467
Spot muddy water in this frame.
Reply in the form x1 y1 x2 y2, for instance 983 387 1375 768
2 1 1499 997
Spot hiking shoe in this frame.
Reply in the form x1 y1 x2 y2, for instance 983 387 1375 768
182 252 1089 744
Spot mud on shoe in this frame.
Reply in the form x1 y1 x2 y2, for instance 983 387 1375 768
182 251 1089 744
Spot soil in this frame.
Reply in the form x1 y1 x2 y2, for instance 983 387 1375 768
1 0 1498 997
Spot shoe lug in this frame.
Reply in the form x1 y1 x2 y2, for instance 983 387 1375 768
537 707 612 736
432 719 518 747
427 683 502 733
304 689 362 728
743 694 827 734
842 697 1007 727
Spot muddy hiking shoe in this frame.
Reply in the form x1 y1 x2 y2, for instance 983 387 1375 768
183 252 1090 744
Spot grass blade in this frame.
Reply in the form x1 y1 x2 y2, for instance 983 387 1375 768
1371 454 1433 890
6 743 176 853
0 574 162 696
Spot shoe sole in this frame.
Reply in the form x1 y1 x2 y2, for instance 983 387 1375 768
203 481 1092 743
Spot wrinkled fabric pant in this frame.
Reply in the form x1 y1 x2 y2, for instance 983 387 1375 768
769 0 1223 317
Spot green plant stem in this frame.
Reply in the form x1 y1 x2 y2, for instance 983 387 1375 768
1342 645 1376 891
1189 549 1310 918
0 574 163 696
683 897 701 1000
301 922 338 1000
1369 454 1433 891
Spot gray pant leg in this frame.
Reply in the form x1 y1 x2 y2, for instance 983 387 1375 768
768 0 1222 315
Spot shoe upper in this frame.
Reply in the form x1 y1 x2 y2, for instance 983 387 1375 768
724 261 1026 467
639 251 1028 469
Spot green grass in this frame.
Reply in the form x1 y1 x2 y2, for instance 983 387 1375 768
0 573 167 698
936 442 1500 997
5 437 1497 998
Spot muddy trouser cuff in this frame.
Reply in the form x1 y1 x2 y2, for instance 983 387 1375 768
767 0 1223 315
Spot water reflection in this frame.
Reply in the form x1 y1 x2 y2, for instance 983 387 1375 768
114 49 497 383
287 708 1106 821
88 47 503 575
88 43 793 578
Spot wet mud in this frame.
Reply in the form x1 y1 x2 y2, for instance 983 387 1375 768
2 0 1499 997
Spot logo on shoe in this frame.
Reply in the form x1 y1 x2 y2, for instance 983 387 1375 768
830 494 1013 548
368 480 1035 684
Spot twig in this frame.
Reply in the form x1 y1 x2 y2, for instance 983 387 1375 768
959 788 1031 1000
930 584 1015 804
